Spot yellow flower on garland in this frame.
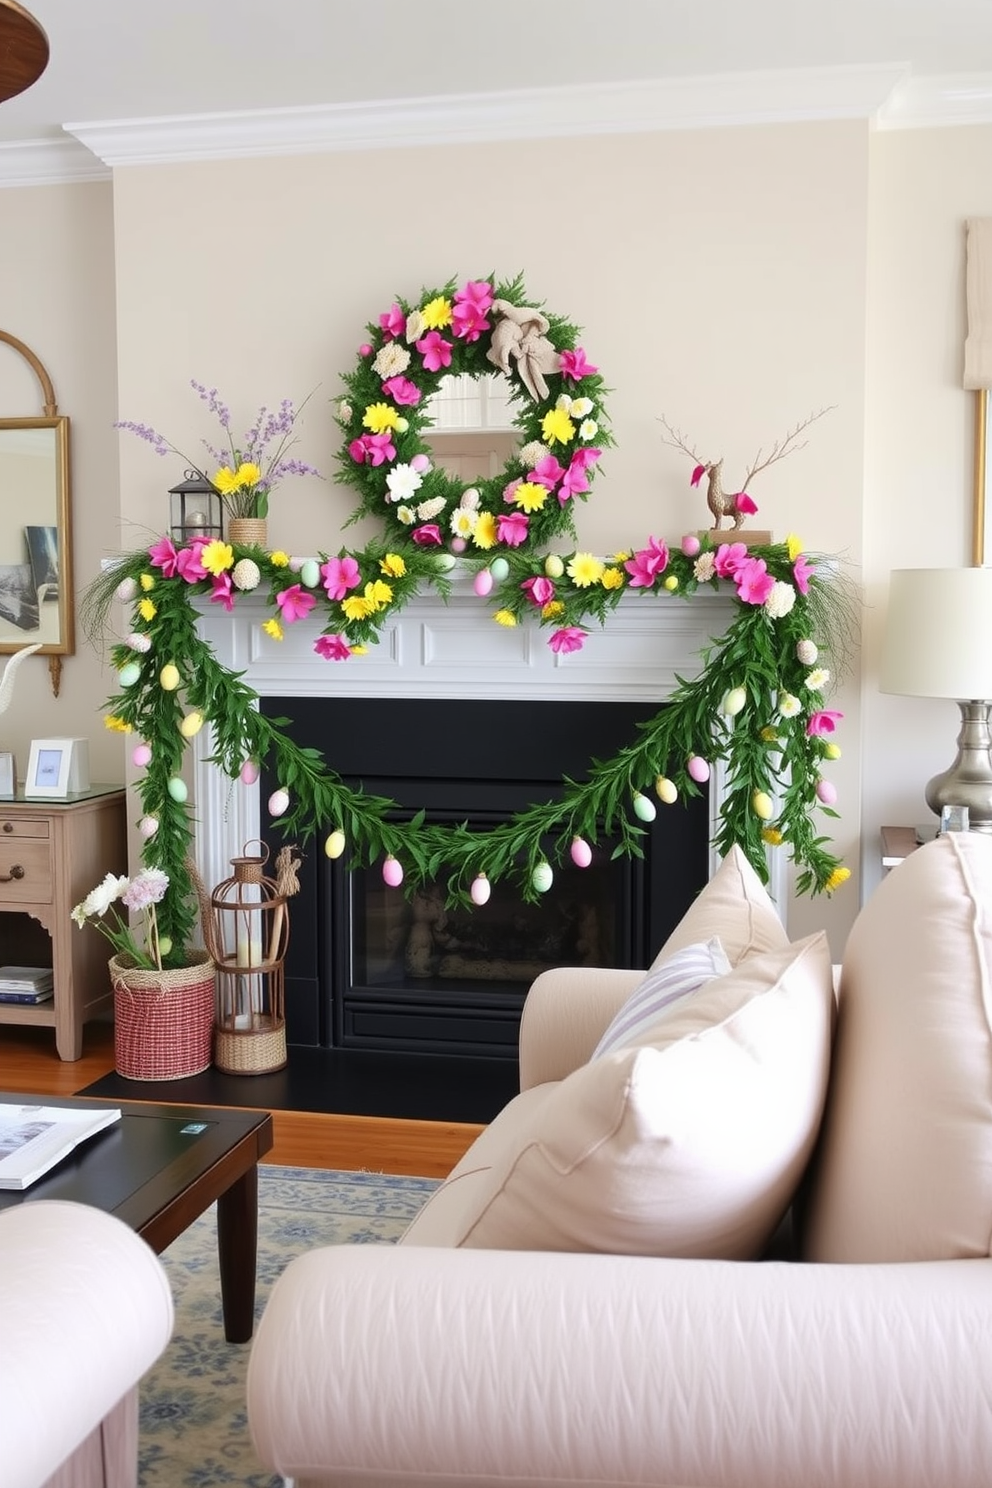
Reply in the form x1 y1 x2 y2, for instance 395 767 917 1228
541 407 576 447
138 598 156 621
363 402 402 435
513 481 547 514
366 579 393 611
201 540 234 576
542 600 565 620
762 827 784 846
381 553 407 578
104 714 132 733
270 550 290 568
567 553 605 588
493 609 517 627
421 296 453 330
786 533 803 561
825 866 851 892
342 593 373 621
471 512 498 549
262 618 283 640
139 573 155 592
601 567 625 591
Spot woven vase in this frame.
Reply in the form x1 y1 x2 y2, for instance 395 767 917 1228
109 951 216 1081
227 516 268 548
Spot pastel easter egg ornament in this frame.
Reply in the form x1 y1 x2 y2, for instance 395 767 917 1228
167 776 188 804
681 533 701 557
268 787 290 818
570 837 593 868
299 559 321 589
115 576 138 603
489 557 510 583
473 568 494 597
687 755 710 784
138 815 159 839
179 711 204 739
752 790 775 821
470 873 492 906
655 775 678 804
632 792 657 823
117 661 141 689
239 759 260 785
132 742 152 769
721 686 747 717
531 861 554 894
382 855 404 888
324 829 346 859
544 554 565 579
159 662 181 692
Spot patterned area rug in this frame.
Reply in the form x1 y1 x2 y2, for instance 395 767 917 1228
140 1164 439 1487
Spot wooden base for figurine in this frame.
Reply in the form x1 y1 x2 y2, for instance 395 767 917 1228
702 528 774 547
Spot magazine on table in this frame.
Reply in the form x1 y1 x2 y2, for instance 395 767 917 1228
0 1104 121 1190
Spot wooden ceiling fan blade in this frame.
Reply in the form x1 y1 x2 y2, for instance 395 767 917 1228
0 0 49 105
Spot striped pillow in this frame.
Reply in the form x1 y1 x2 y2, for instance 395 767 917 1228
591 937 731 1057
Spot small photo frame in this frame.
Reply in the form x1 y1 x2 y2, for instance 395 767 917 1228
25 738 90 798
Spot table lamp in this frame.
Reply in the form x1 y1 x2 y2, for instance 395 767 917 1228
880 567 992 833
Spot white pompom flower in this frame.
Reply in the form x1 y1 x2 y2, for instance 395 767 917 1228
232 559 261 592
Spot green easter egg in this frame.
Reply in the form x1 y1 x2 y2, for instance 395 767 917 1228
118 661 141 688
300 559 321 588
167 776 188 803
531 860 554 893
489 557 510 582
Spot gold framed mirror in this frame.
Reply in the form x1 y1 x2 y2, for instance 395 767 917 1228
0 330 73 694
974 388 991 566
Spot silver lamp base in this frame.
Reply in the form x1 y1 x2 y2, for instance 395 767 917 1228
924 700 992 833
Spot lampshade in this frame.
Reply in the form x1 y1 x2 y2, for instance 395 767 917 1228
880 567 992 701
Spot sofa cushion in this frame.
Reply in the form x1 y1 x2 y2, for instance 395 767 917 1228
803 832 992 1263
590 937 731 1057
651 843 787 969
405 932 834 1259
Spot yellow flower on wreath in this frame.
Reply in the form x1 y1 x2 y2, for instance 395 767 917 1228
139 573 155 592
601 566 624 591
363 403 402 435
104 714 132 733
138 598 156 621
471 512 498 549
262 618 283 641
542 600 565 620
201 540 234 576
493 609 517 627
270 550 290 568
567 552 605 588
421 296 453 330
341 593 373 622
513 481 547 514
542 407 576 447
366 579 393 610
381 553 407 578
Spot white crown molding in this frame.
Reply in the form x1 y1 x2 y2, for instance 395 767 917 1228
876 72 992 129
0 136 110 188
63 64 908 169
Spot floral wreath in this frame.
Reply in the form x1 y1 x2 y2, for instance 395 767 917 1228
87 274 854 970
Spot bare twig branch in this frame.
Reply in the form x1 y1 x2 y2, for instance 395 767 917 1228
740 406 835 491
657 415 703 466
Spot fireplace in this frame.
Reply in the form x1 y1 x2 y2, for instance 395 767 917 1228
260 696 710 1055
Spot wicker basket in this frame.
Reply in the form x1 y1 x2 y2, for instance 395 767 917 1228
109 951 216 1080
213 1015 287 1075
227 517 268 547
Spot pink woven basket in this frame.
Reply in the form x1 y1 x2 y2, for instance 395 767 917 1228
110 952 216 1080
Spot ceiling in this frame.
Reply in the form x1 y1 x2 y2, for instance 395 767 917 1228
3 0 992 164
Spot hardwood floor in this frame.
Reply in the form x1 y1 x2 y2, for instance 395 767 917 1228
0 1021 482 1178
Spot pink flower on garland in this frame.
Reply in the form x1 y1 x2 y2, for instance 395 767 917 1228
379 303 405 340
714 542 749 578
452 281 494 342
314 634 353 661
529 454 566 491
210 572 235 611
549 626 587 654
175 541 209 583
559 347 598 382
734 557 775 606
349 432 396 467
381 375 421 406
497 511 529 547
321 555 361 600
624 536 670 588
276 584 316 624
559 448 601 503
416 331 453 372
148 536 180 578
793 553 816 595
412 524 443 546
522 575 556 607
807 710 844 737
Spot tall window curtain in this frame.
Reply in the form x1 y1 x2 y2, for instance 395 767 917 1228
965 218 992 390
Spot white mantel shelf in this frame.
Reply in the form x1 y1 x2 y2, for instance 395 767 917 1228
190 575 785 910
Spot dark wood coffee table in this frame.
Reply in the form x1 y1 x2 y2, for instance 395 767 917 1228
0 1093 273 1342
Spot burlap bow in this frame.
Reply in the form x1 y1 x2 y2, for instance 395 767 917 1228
486 300 561 403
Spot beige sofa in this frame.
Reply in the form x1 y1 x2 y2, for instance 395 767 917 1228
0 1201 174 1488
248 835 992 1488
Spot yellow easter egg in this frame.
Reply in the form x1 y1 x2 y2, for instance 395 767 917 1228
160 663 181 691
324 829 346 859
752 790 774 820
179 711 204 738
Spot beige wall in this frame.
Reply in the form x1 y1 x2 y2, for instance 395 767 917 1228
11 113 989 956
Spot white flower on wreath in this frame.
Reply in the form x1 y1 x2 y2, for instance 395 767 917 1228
693 552 716 582
337 399 353 423
385 463 423 503
395 505 415 525
764 581 796 619
405 309 426 343
805 667 831 691
417 496 446 520
372 342 411 379
579 419 599 441
556 393 573 412
450 507 478 538
570 397 594 418
778 692 802 718
519 440 550 467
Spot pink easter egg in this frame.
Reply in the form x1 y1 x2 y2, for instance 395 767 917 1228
681 534 701 557
138 815 159 839
359 342 373 356
816 779 838 805
570 837 593 868
240 759 260 785
473 569 494 597
382 855 404 888
268 788 290 817
410 453 431 474
450 537 467 554
687 755 711 783
470 874 492 906
132 743 152 768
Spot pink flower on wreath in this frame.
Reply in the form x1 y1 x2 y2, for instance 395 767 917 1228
175 541 209 583
412 524 443 546
321 555 361 600
714 542 749 578
381 375 421 406
349 432 396 467
522 575 556 607
559 347 598 382
497 511 529 547
793 553 816 595
807 710 844 737
549 626 587 654
148 536 180 578
624 536 670 587
529 454 566 491
379 303 405 340
735 557 775 606
416 331 453 372
276 584 316 623
210 572 235 611
452 282 494 342
315 634 353 661
502 477 523 505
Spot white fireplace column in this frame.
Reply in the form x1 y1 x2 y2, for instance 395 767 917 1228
192 573 784 918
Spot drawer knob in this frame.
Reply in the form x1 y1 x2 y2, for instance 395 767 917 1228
1 822 11 833
0 864 24 882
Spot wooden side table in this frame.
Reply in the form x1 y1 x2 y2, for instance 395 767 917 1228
0 786 127 1060
881 825 919 869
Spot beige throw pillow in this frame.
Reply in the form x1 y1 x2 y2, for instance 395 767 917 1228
652 843 787 969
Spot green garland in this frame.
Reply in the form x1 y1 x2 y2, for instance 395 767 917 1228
89 272 855 968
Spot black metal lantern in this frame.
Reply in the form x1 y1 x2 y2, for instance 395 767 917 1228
169 469 224 545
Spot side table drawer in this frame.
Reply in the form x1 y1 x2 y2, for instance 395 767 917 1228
0 837 53 903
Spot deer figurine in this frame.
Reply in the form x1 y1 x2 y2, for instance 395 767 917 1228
658 409 833 531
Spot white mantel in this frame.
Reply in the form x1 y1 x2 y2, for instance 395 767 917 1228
191 571 784 908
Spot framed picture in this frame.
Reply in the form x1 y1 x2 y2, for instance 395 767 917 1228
25 738 90 798
25 525 58 602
